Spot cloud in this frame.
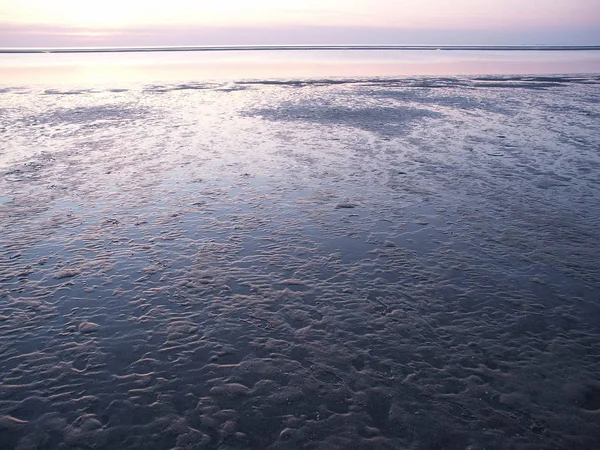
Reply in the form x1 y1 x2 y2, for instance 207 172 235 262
2 1 599 29
1 23 599 48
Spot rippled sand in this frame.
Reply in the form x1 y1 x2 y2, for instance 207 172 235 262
1 75 600 449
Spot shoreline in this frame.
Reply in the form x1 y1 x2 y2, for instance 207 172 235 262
2 44 600 54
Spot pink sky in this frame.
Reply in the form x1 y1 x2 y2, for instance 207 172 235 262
1 0 599 47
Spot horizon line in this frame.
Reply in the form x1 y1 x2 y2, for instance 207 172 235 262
2 44 600 54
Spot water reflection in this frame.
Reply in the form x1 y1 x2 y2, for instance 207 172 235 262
1 49 599 86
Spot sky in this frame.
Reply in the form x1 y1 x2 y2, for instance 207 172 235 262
1 0 599 47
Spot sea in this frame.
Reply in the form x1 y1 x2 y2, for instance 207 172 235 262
1 47 599 449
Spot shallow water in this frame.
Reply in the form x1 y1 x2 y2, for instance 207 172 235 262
1 73 600 449
2 49 600 85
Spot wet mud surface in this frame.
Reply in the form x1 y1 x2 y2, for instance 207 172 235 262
1 75 600 449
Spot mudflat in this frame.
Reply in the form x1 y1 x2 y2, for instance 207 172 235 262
1 74 599 449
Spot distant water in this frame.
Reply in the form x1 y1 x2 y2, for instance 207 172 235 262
1 47 599 85
3 45 599 53
1 51 600 449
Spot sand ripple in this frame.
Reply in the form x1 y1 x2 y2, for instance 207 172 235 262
1 75 599 449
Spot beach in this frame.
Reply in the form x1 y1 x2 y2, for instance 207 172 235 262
1 51 600 449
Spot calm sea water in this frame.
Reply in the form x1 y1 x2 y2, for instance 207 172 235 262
1 48 599 85
1 51 599 449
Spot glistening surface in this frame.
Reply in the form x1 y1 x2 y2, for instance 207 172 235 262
1 75 600 449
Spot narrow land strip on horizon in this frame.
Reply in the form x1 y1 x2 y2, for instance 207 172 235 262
1 45 600 54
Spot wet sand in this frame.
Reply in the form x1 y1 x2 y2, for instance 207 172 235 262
1 75 600 449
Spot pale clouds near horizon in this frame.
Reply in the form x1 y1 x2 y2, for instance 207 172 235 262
1 0 599 46
2 0 599 28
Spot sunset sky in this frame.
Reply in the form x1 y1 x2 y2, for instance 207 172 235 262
1 0 599 47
